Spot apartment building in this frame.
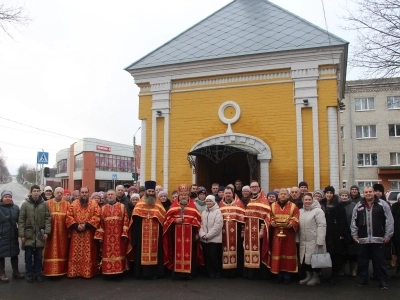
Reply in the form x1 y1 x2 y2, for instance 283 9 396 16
340 78 400 191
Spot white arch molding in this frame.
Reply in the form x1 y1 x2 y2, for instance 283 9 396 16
189 133 271 191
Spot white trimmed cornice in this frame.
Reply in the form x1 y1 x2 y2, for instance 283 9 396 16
128 46 346 84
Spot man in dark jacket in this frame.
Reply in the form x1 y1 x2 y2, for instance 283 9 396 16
18 185 51 283
116 185 133 218
351 186 394 289
350 185 362 203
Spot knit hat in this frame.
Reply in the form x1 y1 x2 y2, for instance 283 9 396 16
218 186 226 192
242 185 250 192
298 181 308 188
267 191 278 199
313 190 325 199
44 186 53 192
158 191 168 198
324 186 335 194
64 189 71 196
197 187 206 195
1 190 12 200
339 189 350 197
373 184 384 194
350 185 359 191
131 193 140 199
205 195 216 203
91 192 101 199
128 186 138 193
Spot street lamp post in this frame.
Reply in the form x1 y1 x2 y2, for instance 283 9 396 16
133 127 141 186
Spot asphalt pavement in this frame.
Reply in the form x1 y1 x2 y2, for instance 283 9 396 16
0 182 399 300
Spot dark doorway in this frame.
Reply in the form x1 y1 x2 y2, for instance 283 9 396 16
188 145 259 191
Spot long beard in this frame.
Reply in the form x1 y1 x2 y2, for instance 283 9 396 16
80 197 88 207
144 194 156 205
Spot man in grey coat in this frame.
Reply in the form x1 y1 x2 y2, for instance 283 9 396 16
351 186 394 290
18 185 51 283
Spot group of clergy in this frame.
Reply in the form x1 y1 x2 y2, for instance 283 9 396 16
41 180 300 282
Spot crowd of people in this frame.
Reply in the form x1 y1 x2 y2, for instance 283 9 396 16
0 180 399 291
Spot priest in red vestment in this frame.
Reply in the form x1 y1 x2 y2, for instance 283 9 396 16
129 180 166 279
219 186 245 277
243 181 271 280
270 188 300 284
163 184 203 279
95 189 129 275
66 187 101 278
43 187 70 276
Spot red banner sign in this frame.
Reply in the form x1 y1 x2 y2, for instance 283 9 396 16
96 145 111 152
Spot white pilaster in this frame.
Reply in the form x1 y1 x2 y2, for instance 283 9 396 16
328 107 340 191
150 78 171 182
140 120 146 183
258 156 270 192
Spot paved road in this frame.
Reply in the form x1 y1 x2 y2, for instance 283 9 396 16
0 182 399 299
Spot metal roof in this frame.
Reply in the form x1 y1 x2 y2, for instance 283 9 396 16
126 0 348 70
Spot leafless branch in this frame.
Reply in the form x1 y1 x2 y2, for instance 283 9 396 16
0 3 30 38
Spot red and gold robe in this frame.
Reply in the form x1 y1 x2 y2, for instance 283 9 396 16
94 202 129 275
43 199 70 276
66 199 100 278
244 190 271 269
163 200 203 275
219 197 245 270
270 201 299 274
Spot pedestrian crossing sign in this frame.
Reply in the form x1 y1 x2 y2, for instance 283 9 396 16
37 152 49 164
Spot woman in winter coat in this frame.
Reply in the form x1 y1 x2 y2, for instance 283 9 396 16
298 193 326 286
391 193 400 278
0 190 24 282
319 186 348 284
199 195 223 279
337 188 357 277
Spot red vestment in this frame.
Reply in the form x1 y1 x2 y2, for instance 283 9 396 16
43 199 70 276
244 190 271 269
128 198 165 266
270 201 299 274
219 197 245 270
163 200 203 274
66 199 100 278
94 202 129 275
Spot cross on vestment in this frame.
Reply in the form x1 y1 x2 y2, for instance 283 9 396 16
147 212 150 219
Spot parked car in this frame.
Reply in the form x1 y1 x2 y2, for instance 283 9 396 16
386 190 400 205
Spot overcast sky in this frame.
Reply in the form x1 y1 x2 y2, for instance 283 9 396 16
0 0 358 174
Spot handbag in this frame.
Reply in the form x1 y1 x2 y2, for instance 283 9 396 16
311 244 332 269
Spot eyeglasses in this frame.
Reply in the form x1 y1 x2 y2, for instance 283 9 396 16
250 186 259 188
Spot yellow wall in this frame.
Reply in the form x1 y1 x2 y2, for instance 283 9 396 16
138 72 339 193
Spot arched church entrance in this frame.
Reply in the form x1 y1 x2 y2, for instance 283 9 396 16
188 133 271 191
188 145 259 188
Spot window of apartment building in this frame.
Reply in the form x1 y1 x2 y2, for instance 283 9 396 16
391 181 400 189
57 159 67 174
356 125 376 139
74 153 83 171
95 153 133 172
387 96 400 109
340 126 345 139
357 181 379 189
357 153 378 166
355 97 375 111
390 152 400 165
389 124 400 137
342 154 346 167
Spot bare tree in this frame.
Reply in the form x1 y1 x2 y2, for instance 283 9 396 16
0 2 30 38
342 0 400 77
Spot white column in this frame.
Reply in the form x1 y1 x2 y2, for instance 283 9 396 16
163 113 170 194
328 107 340 191
258 155 270 192
151 112 157 180
140 120 147 183
295 104 304 182
312 103 320 190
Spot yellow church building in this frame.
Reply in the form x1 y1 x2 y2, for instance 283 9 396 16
125 0 348 193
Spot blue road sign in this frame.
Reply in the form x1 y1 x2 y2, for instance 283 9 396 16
112 174 117 180
37 152 49 165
